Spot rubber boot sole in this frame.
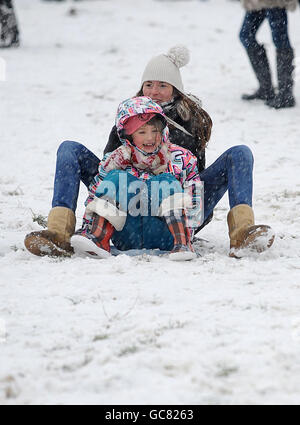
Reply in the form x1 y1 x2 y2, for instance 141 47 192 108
24 232 73 257
229 225 275 258
169 250 197 261
71 235 111 259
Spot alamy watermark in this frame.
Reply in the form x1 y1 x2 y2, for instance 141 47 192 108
0 57 6 82
91 173 204 229
0 318 7 343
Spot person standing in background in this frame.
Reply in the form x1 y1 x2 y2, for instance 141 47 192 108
0 0 20 48
239 0 297 109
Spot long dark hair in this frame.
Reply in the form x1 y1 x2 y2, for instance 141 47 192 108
136 86 212 152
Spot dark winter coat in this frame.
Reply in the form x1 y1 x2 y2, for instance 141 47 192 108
104 99 208 173
241 0 298 11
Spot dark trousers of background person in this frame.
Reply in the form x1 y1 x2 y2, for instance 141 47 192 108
239 7 295 109
0 0 20 48
0 1 14 7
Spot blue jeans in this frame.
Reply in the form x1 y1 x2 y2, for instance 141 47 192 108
239 8 291 50
52 141 100 211
200 145 253 222
95 171 183 251
52 141 253 225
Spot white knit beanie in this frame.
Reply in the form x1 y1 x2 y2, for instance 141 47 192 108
141 45 190 93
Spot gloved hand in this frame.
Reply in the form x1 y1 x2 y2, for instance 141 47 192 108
102 145 132 172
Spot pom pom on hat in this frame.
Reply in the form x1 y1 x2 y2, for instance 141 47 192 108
166 45 190 69
141 45 190 93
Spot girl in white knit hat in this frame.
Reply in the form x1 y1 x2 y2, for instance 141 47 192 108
25 46 275 259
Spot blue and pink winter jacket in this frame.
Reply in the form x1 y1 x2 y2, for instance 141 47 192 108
86 97 203 229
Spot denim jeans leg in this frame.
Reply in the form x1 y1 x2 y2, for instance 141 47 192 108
146 173 184 216
94 171 179 251
200 145 254 222
239 10 266 49
143 174 182 250
266 8 291 49
52 141 100 212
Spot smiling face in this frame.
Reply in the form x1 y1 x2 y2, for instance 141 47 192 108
142 80 174 104
131 122 162 154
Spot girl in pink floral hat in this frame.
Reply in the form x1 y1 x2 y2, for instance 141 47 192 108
71 96 203 261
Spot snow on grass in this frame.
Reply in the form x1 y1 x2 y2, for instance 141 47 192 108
0 0 300 405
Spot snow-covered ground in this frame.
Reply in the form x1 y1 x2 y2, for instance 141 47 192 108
0 0 300 405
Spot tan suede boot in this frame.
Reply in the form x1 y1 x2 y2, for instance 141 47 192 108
227 204 275 258
24 207 76 257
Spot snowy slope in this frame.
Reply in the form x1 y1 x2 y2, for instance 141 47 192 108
0 0 300 405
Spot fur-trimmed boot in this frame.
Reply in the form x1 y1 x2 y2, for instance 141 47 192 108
71 197 126 259
266 48 295 109
24 207 76 257
0 3 20 48
227 204 275 258
242 45 275 102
